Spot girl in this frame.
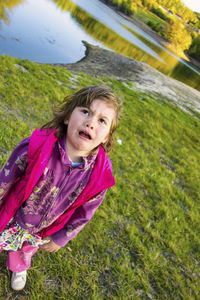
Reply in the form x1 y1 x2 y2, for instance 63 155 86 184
0 86 121 291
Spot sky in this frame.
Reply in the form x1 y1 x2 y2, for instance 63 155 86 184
182 0 200 13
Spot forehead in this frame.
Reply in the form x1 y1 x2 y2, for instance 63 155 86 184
89 99 116 120
90 98 116 112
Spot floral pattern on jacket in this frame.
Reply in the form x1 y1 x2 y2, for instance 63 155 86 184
0 136 108 247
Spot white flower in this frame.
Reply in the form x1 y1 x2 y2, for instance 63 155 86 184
117 139 122 145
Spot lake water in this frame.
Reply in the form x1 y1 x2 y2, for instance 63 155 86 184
0 0 199 90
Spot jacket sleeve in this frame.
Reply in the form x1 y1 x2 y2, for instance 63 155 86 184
0 137 30 203
51 189 107 247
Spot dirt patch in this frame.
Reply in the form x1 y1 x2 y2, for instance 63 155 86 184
52 41 200 114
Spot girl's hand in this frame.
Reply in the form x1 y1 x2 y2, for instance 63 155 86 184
39 236 61 252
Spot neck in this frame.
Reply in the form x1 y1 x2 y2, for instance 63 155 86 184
65 140 85 163
67 147 83 163
68 153 83 164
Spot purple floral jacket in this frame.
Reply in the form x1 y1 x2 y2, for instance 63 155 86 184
0 135 108 246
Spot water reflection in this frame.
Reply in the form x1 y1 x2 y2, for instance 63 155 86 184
0 0 105 63
0 0 199 90
56 0 156 60
55 0 200 90
0 0 23 26
56 0 164 62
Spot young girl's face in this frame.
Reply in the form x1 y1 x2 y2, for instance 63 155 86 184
64 99 115 162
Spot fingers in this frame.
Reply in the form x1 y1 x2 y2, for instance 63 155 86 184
39 241 52 252
38 236 52 251
39 240 61 252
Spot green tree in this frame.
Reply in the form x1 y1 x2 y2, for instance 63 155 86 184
164 21 192 52
142 0 154 10
121 0 140 15
187 35 200 60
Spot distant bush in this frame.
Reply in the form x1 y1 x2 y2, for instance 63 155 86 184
150 6 171 23
163 21 192 52
188 29 198 41
187 35 200 60
142 0 153 10
107 0 138 16
147 20 163 33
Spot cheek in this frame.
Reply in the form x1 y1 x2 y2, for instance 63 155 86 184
102 128 111 143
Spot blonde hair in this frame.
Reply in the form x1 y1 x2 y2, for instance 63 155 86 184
41 86 121 153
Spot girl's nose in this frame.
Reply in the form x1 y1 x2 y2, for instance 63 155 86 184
86 118 95 129
86 122 94 130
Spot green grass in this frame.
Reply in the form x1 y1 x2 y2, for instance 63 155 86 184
135 8 166 28
0 55 199 299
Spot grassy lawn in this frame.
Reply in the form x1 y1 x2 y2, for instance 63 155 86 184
0 55 199 299
134 8 166 28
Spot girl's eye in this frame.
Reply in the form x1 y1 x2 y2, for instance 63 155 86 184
81 109 89 115
99 118 106 124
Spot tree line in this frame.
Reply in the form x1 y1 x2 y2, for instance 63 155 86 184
103 0 200 61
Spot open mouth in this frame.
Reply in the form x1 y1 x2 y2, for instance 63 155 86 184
79 130 91 140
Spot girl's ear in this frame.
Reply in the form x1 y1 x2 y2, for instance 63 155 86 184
64 119 68 125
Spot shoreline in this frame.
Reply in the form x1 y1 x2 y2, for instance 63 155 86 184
52 41 200 115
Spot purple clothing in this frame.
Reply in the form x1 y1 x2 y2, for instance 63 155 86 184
0 136 106 247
